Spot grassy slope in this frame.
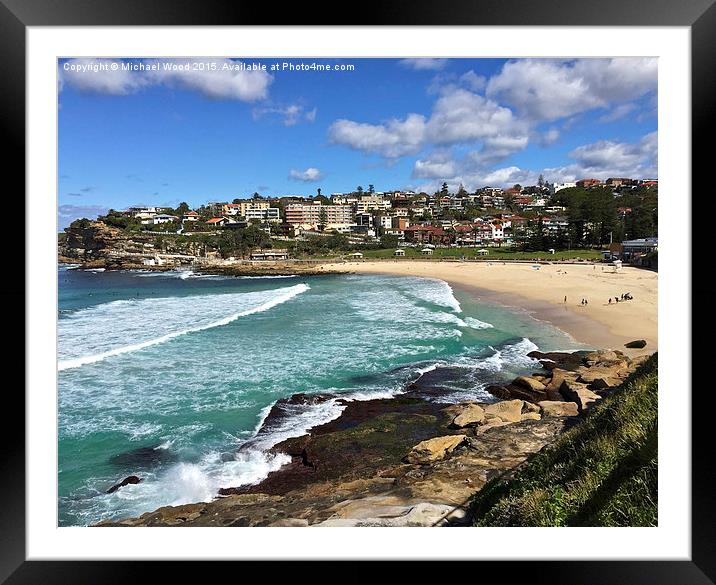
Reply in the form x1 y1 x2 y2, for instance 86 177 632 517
469 354 658 527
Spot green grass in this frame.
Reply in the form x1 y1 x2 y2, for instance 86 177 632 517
360 247 602 261
469 354 658 527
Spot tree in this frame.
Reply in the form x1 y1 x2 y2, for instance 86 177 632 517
175 202 190 216
380 234 399 249
440 182 449 196
538 174 545 189
252 192 263 200
317 188 322 197
356 186 364 196
318 207 328 231
368 184 375 194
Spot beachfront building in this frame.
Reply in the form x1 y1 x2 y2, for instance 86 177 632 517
285 202 353 230
621 237 658 259
249 249 289 261
404 225 447 245
182 211 200 222
206 217 230 227
491 223 505 240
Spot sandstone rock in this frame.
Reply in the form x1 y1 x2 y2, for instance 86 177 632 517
583 350 619 366
625 339 647 349
106 475 142 494
538 400 579 417
522 401 541 414
406 435 467 464
315 502 467 527
485 384 511 399
269 518 309 527
475 420 513 434
514 376 547 392
578 367 622 390
451 404 485 428
486 384 544 404
484 399 524 423
520 412 542 422
559 380 602 412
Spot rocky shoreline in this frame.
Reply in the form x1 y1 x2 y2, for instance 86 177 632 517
97 348 650 527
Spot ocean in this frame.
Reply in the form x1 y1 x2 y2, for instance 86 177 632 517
57 266 586 526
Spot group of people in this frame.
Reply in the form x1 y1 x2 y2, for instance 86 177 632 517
608 292 634 304
580 298 589 306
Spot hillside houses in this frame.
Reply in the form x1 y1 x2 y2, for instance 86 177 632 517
110 175 656 248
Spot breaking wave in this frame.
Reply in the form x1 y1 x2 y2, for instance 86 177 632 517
58 284 310 371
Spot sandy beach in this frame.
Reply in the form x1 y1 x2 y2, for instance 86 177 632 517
318 260 658 355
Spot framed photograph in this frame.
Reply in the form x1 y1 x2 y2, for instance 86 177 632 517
6 0 707 581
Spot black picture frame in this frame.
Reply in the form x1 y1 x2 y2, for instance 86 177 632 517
4 0 705 581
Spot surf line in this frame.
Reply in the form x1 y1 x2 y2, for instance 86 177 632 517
58 284 309 371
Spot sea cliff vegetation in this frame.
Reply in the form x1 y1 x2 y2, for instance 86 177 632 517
469 353 658 527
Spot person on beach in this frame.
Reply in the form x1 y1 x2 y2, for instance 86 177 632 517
609 298 612 304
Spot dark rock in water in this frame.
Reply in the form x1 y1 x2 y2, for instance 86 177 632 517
405 365 475 400
527 350 590 372
624 339 647 349
249 392 337 441
108 445 174 468
486 383 545 404
107 475 141 494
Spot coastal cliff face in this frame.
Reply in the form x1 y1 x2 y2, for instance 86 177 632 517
59 221 173 268
97 349 651 528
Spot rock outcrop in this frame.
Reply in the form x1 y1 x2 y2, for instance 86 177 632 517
450 403 485 428
406 435 468 464
96 349 651 528
106 475 142 494
538 400 579 418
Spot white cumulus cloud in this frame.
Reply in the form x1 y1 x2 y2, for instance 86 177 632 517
60 58 273 102
289 167 324 182
486 58 657 122
399 58 449 71
328 114 427 158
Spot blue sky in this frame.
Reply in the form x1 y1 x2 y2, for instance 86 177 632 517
58 57 657 229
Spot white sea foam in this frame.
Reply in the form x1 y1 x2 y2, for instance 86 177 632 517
400 277 462 312
103 449 292 514
463 317 494 330
58 284 309 371
238 275 298 279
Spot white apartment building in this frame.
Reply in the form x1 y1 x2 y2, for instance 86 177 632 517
551 182 577 194
356 195 391 213
285 203 354 228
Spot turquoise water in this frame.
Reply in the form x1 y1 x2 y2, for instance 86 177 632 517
58 266 583 526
